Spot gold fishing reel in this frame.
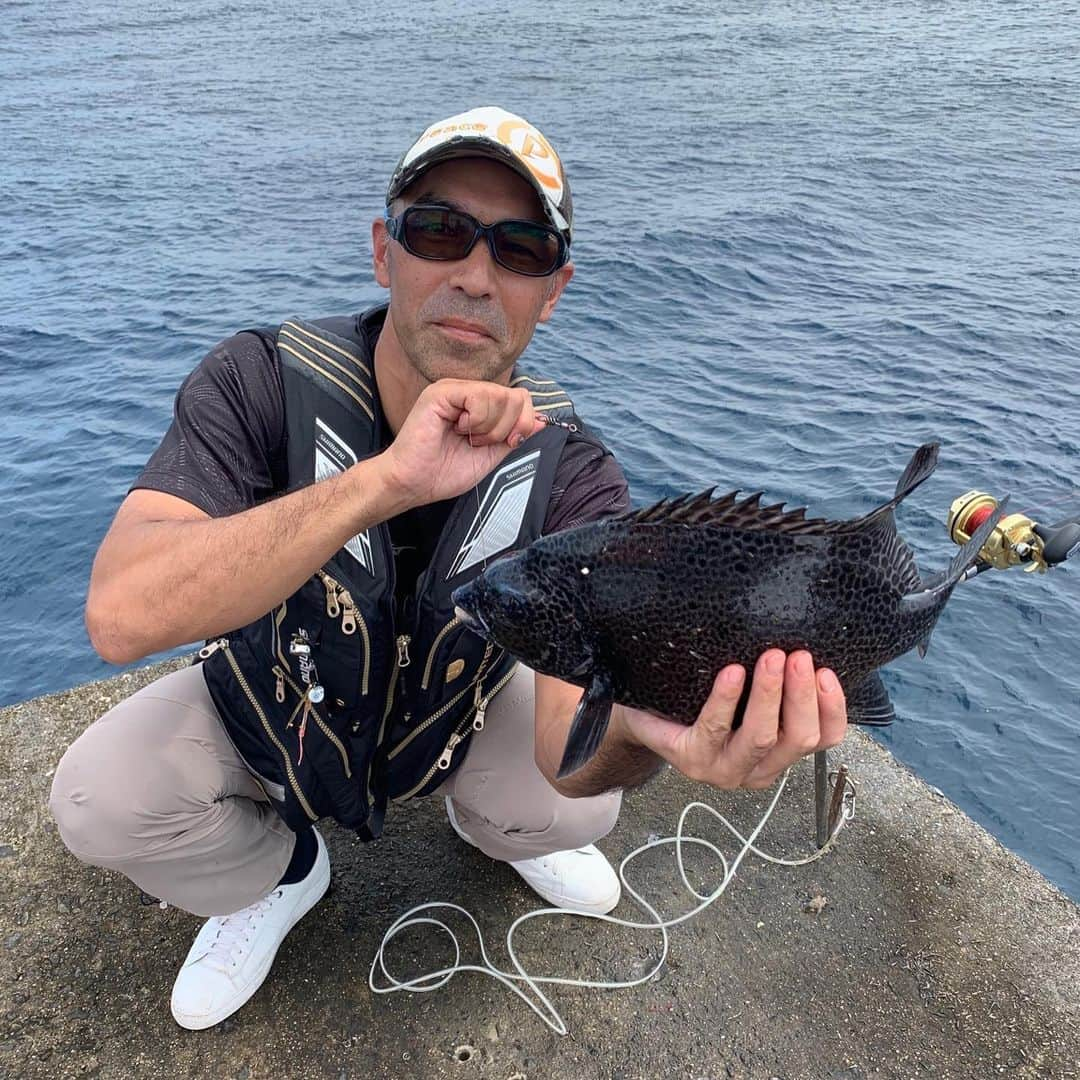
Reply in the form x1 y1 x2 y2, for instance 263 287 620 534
948 491 1048 572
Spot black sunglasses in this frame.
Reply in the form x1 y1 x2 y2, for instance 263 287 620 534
384 204 569 277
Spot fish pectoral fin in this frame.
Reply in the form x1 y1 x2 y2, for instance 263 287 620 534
846 671 896 726
556 671 614 779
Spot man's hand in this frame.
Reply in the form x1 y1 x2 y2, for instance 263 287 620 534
615 649 847 790
381 379 543 509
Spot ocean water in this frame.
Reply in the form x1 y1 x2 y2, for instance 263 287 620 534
2 1 1078 897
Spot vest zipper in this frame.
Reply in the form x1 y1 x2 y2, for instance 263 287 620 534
392 661 518 803
273 663 352 779
220 643 317 822
362 632 411 812
273 600 290 672
197 639 226 660
317 570 371 696
387 641 495 763
420 615 464 690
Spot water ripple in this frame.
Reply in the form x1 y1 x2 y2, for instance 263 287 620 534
2 0 1079 898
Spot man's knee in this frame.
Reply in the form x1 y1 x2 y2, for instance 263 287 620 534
51 734 128 864
49 689 214 866
542 787 622 851
453 784 622 862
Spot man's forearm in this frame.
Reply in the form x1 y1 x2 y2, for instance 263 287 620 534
87 455 411 663
542 704 665 799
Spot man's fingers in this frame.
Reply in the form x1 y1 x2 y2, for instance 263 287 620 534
777 650 820 756
449 385 533 446
816 668 847 749
692 665 745 746
618 708 687 765
725 649 785 774
742 662 849 789
497 392 537 449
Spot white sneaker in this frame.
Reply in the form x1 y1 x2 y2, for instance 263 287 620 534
170 828 331 1030
446 797 621 915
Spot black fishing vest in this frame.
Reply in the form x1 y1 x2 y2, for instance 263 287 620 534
199 308 595 840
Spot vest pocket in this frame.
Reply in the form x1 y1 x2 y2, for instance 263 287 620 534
383 645 515 801
419 615 465 691
271 662 371 830
210 642 321 829
390 657 519 802
205 640 370 831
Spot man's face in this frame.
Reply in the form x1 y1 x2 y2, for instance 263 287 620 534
372 157 574 384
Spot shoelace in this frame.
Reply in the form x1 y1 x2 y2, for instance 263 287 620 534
200 889 283 971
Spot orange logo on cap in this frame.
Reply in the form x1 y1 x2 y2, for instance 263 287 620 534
496 119 564 194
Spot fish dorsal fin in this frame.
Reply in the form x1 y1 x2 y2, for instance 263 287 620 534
614 488 829 533
837 442 940 534
614 443 939 538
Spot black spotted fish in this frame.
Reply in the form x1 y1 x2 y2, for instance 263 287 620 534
451 443 1006 778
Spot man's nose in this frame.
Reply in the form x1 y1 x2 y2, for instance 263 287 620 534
446 235 498 297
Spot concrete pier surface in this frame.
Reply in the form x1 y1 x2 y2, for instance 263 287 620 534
1 658 1077 1080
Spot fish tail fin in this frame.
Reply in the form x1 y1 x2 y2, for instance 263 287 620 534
901 496 1009 617
557 671 614 779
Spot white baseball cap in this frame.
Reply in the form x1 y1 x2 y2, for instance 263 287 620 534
386 106 574 241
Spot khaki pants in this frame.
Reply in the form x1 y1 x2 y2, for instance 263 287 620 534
49 663 621 917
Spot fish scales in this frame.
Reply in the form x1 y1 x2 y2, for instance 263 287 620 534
451 443 1007 777
583 520 918 722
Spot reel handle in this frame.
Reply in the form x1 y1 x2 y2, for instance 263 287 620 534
1033 517 1080 567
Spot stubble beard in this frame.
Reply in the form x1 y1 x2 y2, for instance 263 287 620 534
401 293 516 385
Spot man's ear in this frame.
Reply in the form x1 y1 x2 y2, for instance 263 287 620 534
538 261 574 323
372 218 391 289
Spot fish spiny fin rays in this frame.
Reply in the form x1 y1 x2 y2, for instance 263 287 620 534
901 496 1009 617
556 669 615 778
845 671 896 726
612 443 939 536
614 488 828 533
894 441 941 501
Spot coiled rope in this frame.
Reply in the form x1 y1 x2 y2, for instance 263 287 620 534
369 767 857 1035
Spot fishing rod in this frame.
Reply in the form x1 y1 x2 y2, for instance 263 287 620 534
948 492 1080 577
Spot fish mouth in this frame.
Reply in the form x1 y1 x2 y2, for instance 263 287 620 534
454 603 491 638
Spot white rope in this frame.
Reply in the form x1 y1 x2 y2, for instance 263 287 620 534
369 767 857 1035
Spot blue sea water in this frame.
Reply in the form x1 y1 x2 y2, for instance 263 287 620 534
2 1 1078 897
